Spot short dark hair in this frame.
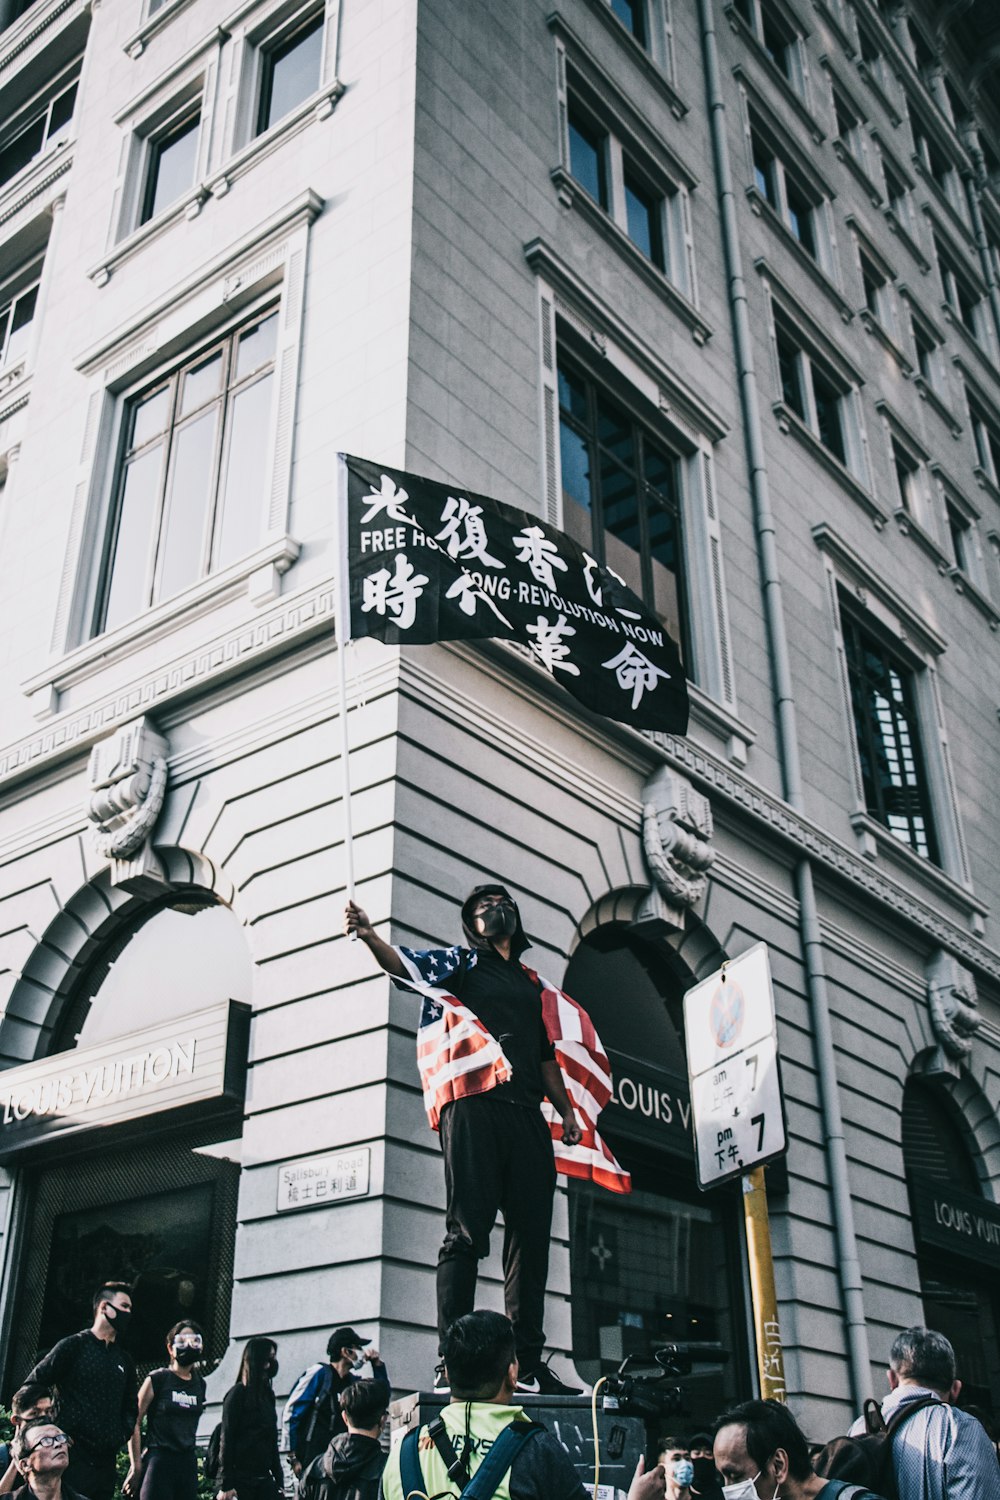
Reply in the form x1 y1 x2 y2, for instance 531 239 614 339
442 1311 516 1399
11 1385 52 1422
889 1328 956 1394
341 1379 389 1430
714 1400 813 1483
92 1281 132 1314
657 1436 690 1455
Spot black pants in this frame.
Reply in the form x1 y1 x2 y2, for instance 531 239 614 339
140 1449 199 1500
437 1094 556 1372
67 1450 118 1500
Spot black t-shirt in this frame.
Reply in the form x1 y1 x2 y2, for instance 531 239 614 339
145 1367 206 1452
26 1329 138 1457
458 949 556 1108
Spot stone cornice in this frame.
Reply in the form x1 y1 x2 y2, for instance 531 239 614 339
0 575 337 792
0 596 995 984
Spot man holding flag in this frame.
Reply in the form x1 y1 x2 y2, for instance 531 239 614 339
344 883 630 1397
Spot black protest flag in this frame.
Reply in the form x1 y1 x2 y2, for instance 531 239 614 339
340 453 689 734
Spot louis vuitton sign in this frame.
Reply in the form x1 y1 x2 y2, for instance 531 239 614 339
0 1000 250 1159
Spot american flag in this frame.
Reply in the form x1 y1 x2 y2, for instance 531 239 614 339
397 946 631 1195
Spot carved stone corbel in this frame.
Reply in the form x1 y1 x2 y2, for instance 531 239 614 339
924 949 981 1077
87 717 169 893
633 767 715 933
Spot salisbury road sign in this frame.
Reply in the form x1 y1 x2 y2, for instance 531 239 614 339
684 943 787 1189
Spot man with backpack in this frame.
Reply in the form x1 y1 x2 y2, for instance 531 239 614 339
283 1328 390 1479
297 1380 388 1500
714 1399 888 1500
381 1309 666 1500
840 1328 1000 1500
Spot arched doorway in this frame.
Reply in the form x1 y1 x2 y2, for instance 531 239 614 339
903 1076 1000 1409
1 893 252 1393
563 922 750 1427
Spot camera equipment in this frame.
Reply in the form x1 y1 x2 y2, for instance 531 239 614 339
601 1342 729 1421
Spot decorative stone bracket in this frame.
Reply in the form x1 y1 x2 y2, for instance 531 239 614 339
634 767 715 933
86 716 169 893
924 948 981 1077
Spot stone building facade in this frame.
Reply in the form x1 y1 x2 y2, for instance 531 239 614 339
0 0 998 1445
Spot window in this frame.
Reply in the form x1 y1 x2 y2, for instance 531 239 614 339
773 318 860 474
891 437 920 514
140 109 200 225
946 502 970 571
749 124 827 267
735 0 804 93
564 89 685 290
859 251 895 336
883 160 910 223
256 11 324 135
624 164 665 271
95 309 279 636
970 402 1000 488
608 0 647 48
936 241 984 343
557 355 687 656
842 612 938 861
907 21 938 93
834 90 863 162
910 105 963 215
568 103 609 211
0 270 40 372
0 74 77 192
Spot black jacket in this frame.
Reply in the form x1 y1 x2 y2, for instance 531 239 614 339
25 1330 138 1458
10 1485 91 1500
219 1382 282 1489
299 1433 386 1500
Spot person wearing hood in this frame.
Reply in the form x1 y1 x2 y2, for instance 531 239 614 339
297 1380 388 1500
345 885 584 1396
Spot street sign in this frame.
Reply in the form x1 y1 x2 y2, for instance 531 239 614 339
684 943 786 1189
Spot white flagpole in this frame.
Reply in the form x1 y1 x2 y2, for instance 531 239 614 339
334 453 357 935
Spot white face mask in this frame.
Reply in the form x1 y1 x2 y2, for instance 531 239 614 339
349 1351 366 1372
722 1473 762 1500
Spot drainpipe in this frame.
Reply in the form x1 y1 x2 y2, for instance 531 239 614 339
959 126 1000 359
696 0 873 1410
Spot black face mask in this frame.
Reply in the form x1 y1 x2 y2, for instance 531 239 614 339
692 1458 720 1493
477 902 516 938
106 1306 132 1336
266 1358 279 1379
174 1348 200 1368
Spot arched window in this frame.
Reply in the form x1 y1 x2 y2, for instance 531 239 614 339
903 1078 1000 1409
562 925 749 1424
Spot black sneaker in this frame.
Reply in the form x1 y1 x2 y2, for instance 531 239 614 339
516 1360 584 1396
433 1361 450 1393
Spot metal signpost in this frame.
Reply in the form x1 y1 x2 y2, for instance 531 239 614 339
684 943 788 1400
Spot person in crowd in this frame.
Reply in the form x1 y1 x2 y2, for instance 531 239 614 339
655 1438 694 1500
297 1380 388 1500
346 888 592 1395
8 1422 86 1500
690 1431 724 1500
283 1327 390 1478
216 1336 284 1500
0 1387 56 1494
381 1308 667 1500
24 1282 137 1500
847 1327 1000 1500
714 1399 887 1500
124 1320 206 1500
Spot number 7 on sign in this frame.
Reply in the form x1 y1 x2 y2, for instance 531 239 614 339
745 1052 758 1091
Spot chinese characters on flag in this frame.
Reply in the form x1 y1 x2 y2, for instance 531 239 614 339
343 454 689 734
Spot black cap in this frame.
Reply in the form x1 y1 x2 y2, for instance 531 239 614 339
327 1327 370 1357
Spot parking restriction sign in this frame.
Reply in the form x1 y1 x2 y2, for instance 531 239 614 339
684 943 786 1189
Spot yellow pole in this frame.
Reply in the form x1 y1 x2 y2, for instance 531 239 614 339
742 1165 786 1401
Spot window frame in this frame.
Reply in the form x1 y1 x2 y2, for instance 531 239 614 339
138 103 202 228
730 0 808 100
253 6 326 139
0 64 78 195
771 312 865 480
0 256 43 375
745 109 837 282
91 303 281 640
555 346 691 665
840 606 940 864
934 237 987 347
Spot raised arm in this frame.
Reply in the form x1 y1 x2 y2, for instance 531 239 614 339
344 901 408 979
